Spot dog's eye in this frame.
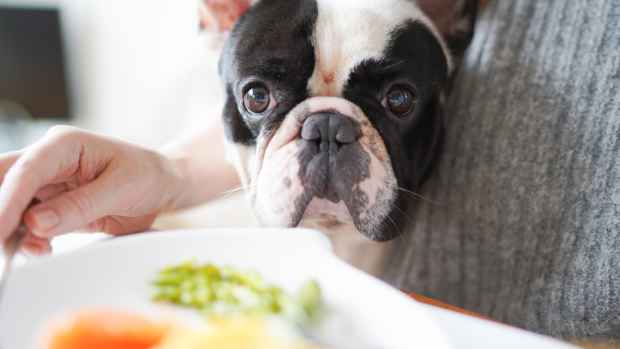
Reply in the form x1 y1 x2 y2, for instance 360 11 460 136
385 85 417 116
243 84 271 114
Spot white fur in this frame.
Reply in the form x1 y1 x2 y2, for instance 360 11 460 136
304 220 395 276
308 0 453 97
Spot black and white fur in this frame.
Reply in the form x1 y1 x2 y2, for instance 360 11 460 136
212 0 478 275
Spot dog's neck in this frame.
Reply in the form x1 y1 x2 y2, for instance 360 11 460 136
301 219 394 277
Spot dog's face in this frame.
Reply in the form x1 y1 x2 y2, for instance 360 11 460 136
215 0 477 241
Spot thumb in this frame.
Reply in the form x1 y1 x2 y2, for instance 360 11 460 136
24 177 117 238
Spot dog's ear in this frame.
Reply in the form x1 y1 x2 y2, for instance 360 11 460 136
417 0 479 63
199 0 252 33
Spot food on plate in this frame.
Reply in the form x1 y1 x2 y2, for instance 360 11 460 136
152 261 322 323
155 316 321 349
44 263 325 349
45 310 323 349
45 310 169 349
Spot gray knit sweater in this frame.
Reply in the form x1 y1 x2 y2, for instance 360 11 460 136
385 0 620 340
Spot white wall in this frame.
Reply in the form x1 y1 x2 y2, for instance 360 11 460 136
1 0 224 147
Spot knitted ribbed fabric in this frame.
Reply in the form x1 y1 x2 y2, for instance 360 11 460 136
386 0 620 339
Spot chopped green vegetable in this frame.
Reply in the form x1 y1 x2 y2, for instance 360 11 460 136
152 261 322 323
297 280 321 319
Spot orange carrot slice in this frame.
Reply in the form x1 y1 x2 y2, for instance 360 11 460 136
46 310 169 349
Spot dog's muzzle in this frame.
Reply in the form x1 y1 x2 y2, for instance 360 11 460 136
252 97 397 240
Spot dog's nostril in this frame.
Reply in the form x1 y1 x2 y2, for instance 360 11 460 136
335 123 358 144
301 115 326 141
301 112 360 146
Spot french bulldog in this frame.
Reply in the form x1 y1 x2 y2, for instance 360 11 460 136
202 0 479 275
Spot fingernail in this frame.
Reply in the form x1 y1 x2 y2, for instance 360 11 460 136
23 243 47 257
31 208 60 234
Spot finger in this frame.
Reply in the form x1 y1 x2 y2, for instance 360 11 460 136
21 233 52 256
24 174 118 238
35 183 69 201
87 214 157 236
0 150 22 184
0 133 82 242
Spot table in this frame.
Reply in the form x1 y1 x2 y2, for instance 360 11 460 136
408 293 619 349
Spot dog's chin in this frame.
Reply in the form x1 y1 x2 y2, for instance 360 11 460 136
303 198 351 224
295 197 355 236
300 197 401 242
254 184 395 241
301 195 403 242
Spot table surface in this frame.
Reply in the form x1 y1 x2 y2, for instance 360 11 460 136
409 294 619 349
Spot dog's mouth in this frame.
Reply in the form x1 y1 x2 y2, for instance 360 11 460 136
289 110 365 224
251 97 398 240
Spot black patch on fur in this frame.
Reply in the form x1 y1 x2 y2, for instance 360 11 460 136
330 143 372 227
293 139 328 226
222 86 254 144
218 4 468 242
219 0 318 144
342 21 448 239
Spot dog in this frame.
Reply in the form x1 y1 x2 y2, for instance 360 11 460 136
200 0 479 275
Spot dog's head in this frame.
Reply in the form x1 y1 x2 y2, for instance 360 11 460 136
208 0 478 241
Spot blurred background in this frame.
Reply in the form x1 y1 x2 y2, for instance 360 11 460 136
0 0 255 251
0 0 224 151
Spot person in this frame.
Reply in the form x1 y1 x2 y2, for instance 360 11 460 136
0 0 246 255
3 0 620 343
384 0 620 341
0 122 239 254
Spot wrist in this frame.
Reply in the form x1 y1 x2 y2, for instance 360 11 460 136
157 125 242 212
158 150 192 213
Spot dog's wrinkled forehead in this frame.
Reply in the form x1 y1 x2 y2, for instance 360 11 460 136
220 0 450 99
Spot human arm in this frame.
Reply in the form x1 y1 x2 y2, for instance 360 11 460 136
0 121 239 253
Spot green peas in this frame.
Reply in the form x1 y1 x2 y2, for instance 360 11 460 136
152 261 322 324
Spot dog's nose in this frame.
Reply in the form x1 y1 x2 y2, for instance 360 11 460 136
301 111 361 150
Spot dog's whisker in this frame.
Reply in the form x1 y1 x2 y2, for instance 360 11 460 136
396 187 430 201
218 185 257 198
391 204 415 226
384 213 402 238
220 187 245 195
396 187 444 206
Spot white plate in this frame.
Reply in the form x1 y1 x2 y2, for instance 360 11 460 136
0 228 575 349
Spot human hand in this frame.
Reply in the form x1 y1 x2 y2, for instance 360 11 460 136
0 126 184 254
